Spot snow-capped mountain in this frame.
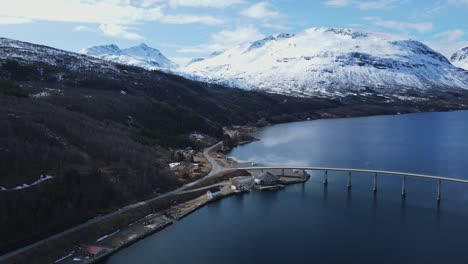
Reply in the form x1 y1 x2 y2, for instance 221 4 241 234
82 44 124 57
81 43 175 70
181 28 468 97
450 46 468 70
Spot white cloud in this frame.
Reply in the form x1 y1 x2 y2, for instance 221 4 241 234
426 29 467 57
212 25 265 46
0 16 33 24
261 22 290 30
325 0 400 9
241 1 281 20
434 29 464 42
74 25 95 32
364 17 433 33
99 24 145 40
447 0 468 5
159 14 223 24
168 0 244 8
324 0 352 7
0 0 223 25
177 25 265 54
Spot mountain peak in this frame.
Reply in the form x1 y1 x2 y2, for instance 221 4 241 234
82 43 174 70
450 46 468 70
81 44 123 56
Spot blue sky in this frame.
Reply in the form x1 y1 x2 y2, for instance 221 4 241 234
0 0 467 64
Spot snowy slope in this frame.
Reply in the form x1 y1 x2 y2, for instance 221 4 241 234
181 28 468 97
450 46 468 70
81 43 175 70
0 37 117 72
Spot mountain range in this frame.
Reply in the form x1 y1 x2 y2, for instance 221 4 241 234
181 28 468 97
77 28 468 98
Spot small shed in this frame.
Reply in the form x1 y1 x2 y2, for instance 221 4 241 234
207 187 221 199
254 172 279 186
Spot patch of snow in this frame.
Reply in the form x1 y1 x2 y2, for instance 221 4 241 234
1 175 53 191
96 229 120 242
31 92 50 98
120 90 127 95
394 95 417 101
169 162 180 168
73 258 81 262
190 133 205 140
54 251 74 263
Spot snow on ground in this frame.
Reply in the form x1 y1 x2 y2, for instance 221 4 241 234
120 90 127 95
31 92 50 98
169 162 180 168
54 251 74 263
190 133 205 140
0 175 53 191
96 229 120 242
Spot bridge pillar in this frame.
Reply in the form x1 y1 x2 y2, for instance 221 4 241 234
373 173 378 193
347 172 352 189
437 180 441 202
324 170 328 185
282 168 285 177
402 176 406 198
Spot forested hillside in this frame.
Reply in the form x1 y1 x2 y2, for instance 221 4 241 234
0 40 342 252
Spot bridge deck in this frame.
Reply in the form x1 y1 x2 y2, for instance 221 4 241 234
231 166 468 184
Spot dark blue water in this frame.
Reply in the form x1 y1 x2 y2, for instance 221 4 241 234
107 111 468 264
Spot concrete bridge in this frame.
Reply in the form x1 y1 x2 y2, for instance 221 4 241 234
226 165 468 202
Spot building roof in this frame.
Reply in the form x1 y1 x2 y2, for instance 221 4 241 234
231 180 241 186
80 245 108 257
254 172 279 182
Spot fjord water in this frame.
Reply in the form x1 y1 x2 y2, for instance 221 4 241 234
107 111 468 264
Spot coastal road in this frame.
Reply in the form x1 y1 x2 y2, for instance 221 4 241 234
0 141 226 263
203 141 225 177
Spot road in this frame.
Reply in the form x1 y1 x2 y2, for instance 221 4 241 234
0 141 226 263
202 141 225 177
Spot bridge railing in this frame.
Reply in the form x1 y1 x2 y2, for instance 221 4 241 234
230 166 468 201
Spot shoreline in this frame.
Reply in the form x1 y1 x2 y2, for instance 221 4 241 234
3 109 467 264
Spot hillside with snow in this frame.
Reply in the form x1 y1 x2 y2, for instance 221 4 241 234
81 43 175 70
181 28 468 97
0 37 117 72
450 46 468 70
